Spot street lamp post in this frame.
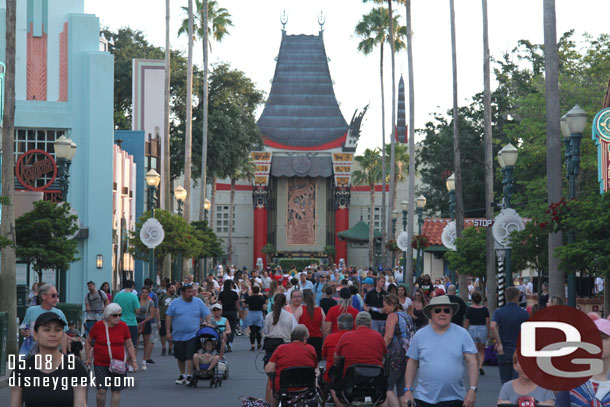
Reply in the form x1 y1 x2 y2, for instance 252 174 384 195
416 195 426 278
54 135 77 302
145 169 161 284
401 200 408 284
174 185 187 282
203 198 211 278
498 143 518 288
564 105 587 307
391 209 399 268
446 174 456 284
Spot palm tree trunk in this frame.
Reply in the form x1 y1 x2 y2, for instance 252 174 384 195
405 0 416 292
198 0 209 221
162 0 172 281
183 0 194 224
380 43 388 271
387 0 397 271
0 0 18 355
228 178 235 265
482 0 496 314
369 187 376 268
449 0 467 300
543 0 564 299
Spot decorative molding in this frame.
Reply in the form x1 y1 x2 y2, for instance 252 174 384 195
335 188 350 210
27 22 48 101
253 186 268 209
58 22 68 102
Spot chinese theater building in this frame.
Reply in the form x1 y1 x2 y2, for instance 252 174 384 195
0 0 114 301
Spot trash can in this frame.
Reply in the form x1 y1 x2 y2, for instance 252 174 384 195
56 303 83 333
0 312 8 376
16 285 29 322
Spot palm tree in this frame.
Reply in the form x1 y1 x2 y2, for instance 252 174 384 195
543 0 564 299
179 1 232 222
481 0 496 314
226 160 255 265
449 0 467 299
181 0 194 224
355 7 406 269
1 0 18 354
352 148 383 268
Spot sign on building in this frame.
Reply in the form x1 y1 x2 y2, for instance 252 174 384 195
593 108 610 193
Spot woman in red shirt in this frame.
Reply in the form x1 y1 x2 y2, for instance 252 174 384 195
85 303 138 407
299 289 325 360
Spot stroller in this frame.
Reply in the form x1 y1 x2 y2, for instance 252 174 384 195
190 326 229 388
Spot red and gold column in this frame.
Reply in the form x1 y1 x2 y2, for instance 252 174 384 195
253 187 268 268
334 188 350 265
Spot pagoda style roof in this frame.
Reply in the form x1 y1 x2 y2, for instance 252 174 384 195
338 220 382 242
258 32 348 150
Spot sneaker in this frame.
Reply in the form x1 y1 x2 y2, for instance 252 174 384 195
479 368 485 376
168 349 173 356
146 359 156 364
175 375 186 385
161 348 166 356
128 365 134 373
226 345 232 353
141 361 147 371
185 375 193 386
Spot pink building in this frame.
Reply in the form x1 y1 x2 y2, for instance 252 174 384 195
112 142 137 289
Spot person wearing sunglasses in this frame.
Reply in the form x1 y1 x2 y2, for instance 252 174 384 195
86 302 138 407
401 295 479 407
20 284 69 355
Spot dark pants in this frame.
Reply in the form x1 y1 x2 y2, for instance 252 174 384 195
249 326 262 346
498 352 517 385
415 399 463 407
307 337 323 361
222 311 238 345
85 320 96 337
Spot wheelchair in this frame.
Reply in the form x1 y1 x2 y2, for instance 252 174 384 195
272 366 318 407
332 357 387 407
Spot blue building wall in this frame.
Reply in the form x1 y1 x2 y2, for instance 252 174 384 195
114 130 146 289
1 8 114 303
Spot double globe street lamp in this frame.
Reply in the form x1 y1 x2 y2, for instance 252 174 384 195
203 198 211 278
416 195 426 277
401 200 408 284
54 135 77 201
174 185 188 282
446 174 456 284
497 143 519 287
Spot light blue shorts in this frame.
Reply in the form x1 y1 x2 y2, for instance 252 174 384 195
468 325 488 344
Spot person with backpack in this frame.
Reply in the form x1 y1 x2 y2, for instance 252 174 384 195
382 294 415 407
85 281 109 337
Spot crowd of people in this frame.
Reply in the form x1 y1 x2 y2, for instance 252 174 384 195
11 265 609 407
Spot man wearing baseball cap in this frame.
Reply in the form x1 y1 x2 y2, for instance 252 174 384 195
402 296 478 407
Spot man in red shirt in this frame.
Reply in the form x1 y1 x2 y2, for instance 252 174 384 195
264 324 318 407
331 311 387 407
323 287 359 336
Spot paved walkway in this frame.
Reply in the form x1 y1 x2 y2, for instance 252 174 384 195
0 335 503 406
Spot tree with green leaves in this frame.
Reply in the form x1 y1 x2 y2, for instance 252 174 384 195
355 7 406 268
191 220 224 259
178 0 233 222
15 201 80 283
352 148 383 267
132 210 203 262
444 226 487 279
383 142 409 212
510 218 548 294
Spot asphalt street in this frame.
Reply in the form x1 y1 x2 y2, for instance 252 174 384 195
0 335 503 406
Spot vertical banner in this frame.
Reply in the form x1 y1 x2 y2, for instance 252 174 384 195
592 108 610 194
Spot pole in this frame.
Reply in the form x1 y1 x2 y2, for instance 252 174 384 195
203 209 208 278
503 166 514 287
417 207 423 277
392 218 397 268
402 210 407 284
567 132 582 307
148 185 156 284
449 190 456 284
